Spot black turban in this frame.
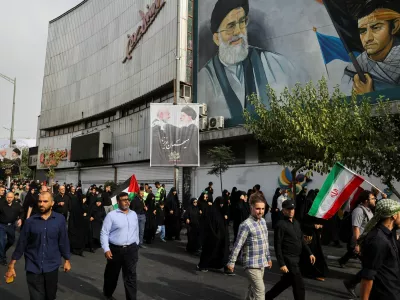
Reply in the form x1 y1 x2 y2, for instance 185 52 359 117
181 106 197 120
210 0 249 33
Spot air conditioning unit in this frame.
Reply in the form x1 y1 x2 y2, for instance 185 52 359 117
208 116 224 130
199 117 208 131
199 104 207 117
180 84 192 99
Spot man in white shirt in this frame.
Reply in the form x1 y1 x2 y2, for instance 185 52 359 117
101 192 139 300
277 190 288 211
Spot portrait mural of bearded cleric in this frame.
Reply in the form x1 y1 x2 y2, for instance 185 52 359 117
337 0 400 95
197 0 308 127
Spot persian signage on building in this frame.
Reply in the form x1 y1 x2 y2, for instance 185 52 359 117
122 0 166 63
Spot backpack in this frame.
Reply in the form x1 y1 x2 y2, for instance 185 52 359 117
339 207 369 243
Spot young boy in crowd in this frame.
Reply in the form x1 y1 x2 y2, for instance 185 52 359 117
156 201 166 242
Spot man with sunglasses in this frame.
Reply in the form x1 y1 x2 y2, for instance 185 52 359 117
100 192 139 300
198 0 305 126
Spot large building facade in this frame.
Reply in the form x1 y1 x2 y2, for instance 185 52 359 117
35 0 193 194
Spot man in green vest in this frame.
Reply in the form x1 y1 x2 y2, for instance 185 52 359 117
143 183 149 201
155 182 165 203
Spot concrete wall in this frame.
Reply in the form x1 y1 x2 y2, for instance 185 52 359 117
40 0 188 130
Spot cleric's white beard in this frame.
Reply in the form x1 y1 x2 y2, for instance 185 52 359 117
218 33 249 65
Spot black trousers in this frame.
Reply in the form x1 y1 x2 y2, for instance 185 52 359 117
0 223 16 261
339 243 360 265
103 243 138 300
265 260 305 300
26 269 58 300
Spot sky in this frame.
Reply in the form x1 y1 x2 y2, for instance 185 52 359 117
0 0 82 142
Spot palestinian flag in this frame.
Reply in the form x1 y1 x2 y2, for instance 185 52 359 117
111 175 140 209
308 163 364 220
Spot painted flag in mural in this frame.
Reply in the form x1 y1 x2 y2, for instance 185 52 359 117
308 163 364 219
111 175 139 208
315 31 359 64
321 0 364 54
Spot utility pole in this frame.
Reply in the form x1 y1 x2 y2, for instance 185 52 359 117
0 73 16 147
173 0 181 190
0 72 17 188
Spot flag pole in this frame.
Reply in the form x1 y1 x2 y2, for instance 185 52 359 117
339 163 383 194
313 27 331 79
323 0 367 83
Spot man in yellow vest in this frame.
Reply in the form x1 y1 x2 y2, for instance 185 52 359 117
143 183 149 201
155 182 165 203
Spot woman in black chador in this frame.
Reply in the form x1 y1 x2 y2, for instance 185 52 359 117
144 191 157 244
165 188 181 240
184 198 201 255
197 196 230 273
90 198 106 248
68 189 86 256
299 190 329 281
82 195 94 252
232 191 250 242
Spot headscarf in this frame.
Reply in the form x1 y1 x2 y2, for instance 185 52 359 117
166 187 179 213
358 8 400 29
358 198 400 244
207 196 226 239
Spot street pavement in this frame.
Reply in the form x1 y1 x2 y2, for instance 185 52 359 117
0 228 360 300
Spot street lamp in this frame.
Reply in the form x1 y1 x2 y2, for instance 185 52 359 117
0 73 16 148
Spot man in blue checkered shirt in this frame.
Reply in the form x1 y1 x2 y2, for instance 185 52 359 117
226 193 272 300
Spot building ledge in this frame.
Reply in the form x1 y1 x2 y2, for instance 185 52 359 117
200 126 251 142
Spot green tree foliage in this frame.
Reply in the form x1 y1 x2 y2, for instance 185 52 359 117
104 180 117 193
20 147 32 179
207 145 235 192
40 148 67 188
244 78 398 199
360 102 400 198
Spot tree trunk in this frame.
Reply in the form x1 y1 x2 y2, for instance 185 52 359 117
220 168 223 194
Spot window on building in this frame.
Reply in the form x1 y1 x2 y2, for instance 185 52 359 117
74 125 79 132
68 126 73 133
140 103 146 110
91 121 97 127
128 108 134 115
109 115 115 122
54 129 59 136
45 131 50 137
103 117 109 123
50 131 54 137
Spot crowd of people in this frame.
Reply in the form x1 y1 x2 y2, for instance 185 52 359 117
0 178 400 300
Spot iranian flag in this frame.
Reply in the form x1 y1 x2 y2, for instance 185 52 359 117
308 163 364 219
344 186 364 212
111 175 140 209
